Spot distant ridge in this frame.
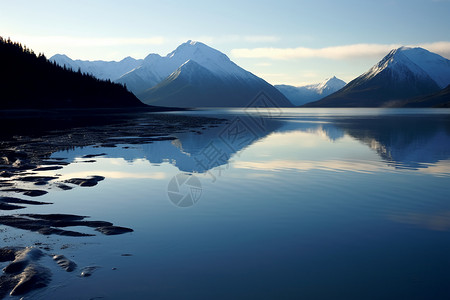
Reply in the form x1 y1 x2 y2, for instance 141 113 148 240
305 47 450 107
0 37 145 109
275 76 346 106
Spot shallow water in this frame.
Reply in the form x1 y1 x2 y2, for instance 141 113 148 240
1 108 450 299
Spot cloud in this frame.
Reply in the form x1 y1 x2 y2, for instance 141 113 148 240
231 42 450 60
422 41 450 58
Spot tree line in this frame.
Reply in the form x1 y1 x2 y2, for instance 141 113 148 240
0 36 144 109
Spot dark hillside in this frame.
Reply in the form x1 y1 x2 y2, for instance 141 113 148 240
0 37 145 109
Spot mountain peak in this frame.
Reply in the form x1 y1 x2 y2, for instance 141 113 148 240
304 47 450 107
324 76 342 84
315 76 346 92
275 76 346 106
369 46 450 88
168 40 222 59
144 53 162 61
185 40 199 46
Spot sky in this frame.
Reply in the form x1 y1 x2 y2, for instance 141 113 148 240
1 0 450 86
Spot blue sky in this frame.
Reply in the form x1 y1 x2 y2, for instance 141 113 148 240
2 0 449 85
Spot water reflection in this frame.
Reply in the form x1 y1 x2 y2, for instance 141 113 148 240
2 109 450 299
51 110 450 176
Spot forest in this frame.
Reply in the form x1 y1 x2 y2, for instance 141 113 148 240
0 37 145 109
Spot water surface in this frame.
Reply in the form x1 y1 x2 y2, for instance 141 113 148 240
1 108 450 299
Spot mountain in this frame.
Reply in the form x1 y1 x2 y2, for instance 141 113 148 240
137 41 292 107
275 76 346 106
305 47 450 107
50 54 143 81
0 37 144 109
51 41 293 108
117 40 250 95
401 84 450 108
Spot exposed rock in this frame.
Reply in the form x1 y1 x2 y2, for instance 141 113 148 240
0 203 25 210
2 188 48 197
37 227 94 237
82 153 106 159
3 248 44 274
18 176 58 183
0 196 52 206
0 248 16 262
21 214 86 221
56 183 73 190
80 266 100 277
40 160 69 166
95 226 134 235
0 214 129 237
0 275 16 299
53 255 77 272
64 175 105 187
32 166 63 171
9 264 51 296
23 189 48 197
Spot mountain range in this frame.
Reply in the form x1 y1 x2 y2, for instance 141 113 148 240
49 42 450 109
275 76 346 106
305 47 450 107
51 41 292 108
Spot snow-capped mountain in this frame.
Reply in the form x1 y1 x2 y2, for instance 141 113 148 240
116 40 254 95
305 47 450 107
50 54 143 81
138 42 292 107
275 76 346 106
50 40 292 108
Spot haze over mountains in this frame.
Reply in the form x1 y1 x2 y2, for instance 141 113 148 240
305 47 450 107
275 76 346 106
51 41 292 108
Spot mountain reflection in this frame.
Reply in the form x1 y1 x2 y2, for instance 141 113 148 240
47 111 450 175
157 113 450 173
330 115 450 170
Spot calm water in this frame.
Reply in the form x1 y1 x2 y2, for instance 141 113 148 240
1 108 450 299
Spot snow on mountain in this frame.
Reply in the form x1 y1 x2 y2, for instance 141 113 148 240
362 47 450 84
275 76 346 106
50 40 293 107
398 47 450 88
305 47 450 107
116 40 255 95
50 54 142 81
138 58 293 107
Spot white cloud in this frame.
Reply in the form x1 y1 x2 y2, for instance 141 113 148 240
231 42 450 60
421 41 450 58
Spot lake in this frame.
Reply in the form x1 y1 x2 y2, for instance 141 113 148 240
1 108 450 299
